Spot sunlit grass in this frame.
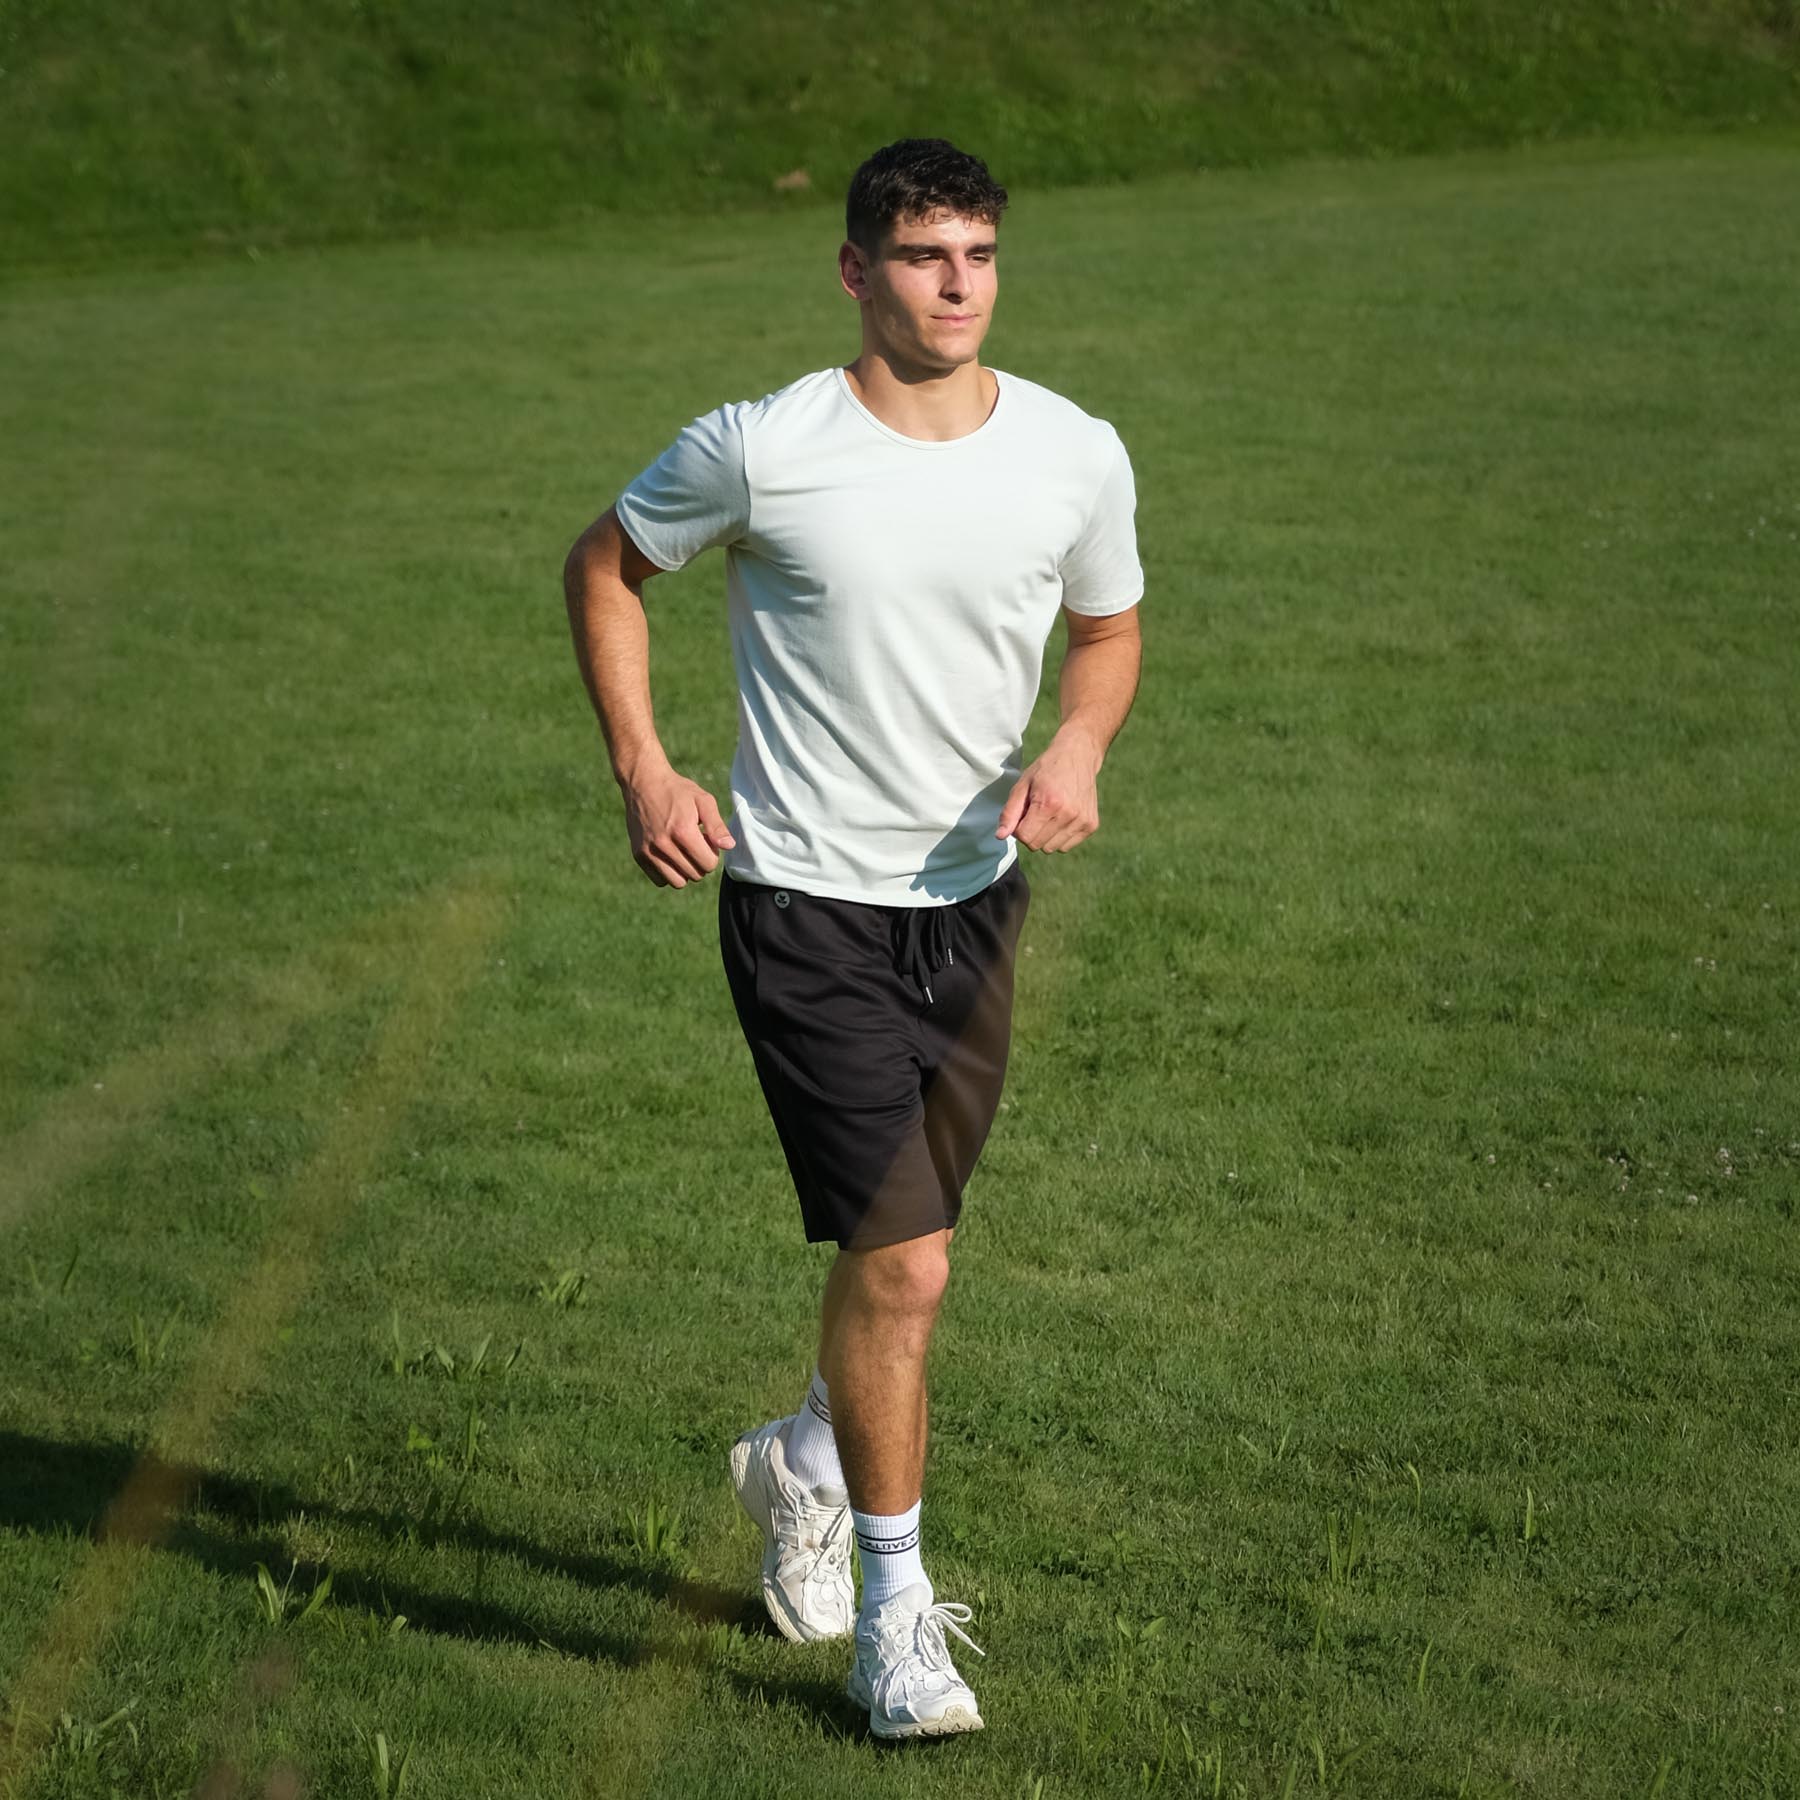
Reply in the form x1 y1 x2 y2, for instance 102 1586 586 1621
2 136 1797 1797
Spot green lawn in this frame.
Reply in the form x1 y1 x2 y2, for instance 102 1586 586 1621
6 0 1797 269
2 134 1798 1798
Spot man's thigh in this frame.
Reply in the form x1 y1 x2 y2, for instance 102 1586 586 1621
718 875 946 1250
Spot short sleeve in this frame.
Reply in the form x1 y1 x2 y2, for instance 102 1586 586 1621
1059 432 1144 617
614 404 751 573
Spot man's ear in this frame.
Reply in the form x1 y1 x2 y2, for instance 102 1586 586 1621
838 238 872 303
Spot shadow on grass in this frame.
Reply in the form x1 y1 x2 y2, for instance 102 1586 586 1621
0 1430 859 1731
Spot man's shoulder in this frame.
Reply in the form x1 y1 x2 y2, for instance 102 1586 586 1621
995 369 1125 454
712 367 840 430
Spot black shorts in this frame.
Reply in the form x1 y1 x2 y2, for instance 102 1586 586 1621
718 860 1031 1251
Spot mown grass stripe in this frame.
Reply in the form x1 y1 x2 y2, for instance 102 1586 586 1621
0 876 503 1789
0 881 502 1235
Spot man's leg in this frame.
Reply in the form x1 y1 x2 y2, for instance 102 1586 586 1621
816 1229 950 1517
828 1224 984 1738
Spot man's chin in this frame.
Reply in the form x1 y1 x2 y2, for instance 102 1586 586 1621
925 335 986 370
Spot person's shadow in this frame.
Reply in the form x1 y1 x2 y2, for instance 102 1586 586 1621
0 1430 859 1730
907 779 1016 901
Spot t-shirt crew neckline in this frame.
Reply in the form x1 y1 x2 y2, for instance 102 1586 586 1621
832 364 1005 450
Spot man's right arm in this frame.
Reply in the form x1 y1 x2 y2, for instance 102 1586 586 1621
561 506 736 888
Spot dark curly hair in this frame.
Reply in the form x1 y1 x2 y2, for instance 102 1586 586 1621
845 139 1009 252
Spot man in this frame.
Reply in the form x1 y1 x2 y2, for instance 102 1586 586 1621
562 138 1143 1739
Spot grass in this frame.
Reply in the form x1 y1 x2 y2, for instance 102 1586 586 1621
2 0 1798 269
2 130 1798 1796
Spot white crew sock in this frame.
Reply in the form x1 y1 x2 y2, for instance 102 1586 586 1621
854 1499 931 1613
785 1367 845 1493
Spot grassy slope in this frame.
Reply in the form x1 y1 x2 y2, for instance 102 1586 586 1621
1 0 1797 267
2 136 1798 1796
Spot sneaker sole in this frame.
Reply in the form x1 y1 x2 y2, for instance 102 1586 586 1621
868 1703 985 1741
728 1432 849 1645
846 1674 984 1740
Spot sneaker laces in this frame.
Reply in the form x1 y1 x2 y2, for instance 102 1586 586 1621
903 1600 986 1674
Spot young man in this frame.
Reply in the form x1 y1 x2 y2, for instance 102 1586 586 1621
562 138 1143 1739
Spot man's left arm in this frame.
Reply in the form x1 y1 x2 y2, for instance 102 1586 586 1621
996 604 1142 853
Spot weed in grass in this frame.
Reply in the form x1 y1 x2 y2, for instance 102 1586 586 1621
24 1244 82 1300
1109 1613 1168 1694
1324 1508 1369 1586
1235 1423 1295 1465
41 1700 139 1778
628 1496 682 1560
690 1619 741 1662
533 1267 587 1307
1416 1637 1435 1695
1406 1460 1424 1516
1176 1723 1227 1796
126 1305 182 1372
253 1560 333 1627
354 1725 412 1799
331 1595 410 1646
1522 1484 1538 1545
388 1315 521 1381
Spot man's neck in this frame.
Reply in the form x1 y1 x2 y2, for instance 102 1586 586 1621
842 353 998 443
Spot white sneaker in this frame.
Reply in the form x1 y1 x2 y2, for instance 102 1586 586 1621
846 1582 986 1740
728 1417 855 1643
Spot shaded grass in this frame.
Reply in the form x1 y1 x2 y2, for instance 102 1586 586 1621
2 137 1799 1795
2 0 1798 268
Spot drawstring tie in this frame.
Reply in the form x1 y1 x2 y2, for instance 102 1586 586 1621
894 904 958 1007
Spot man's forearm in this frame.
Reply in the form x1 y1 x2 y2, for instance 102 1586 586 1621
1053 625 1142 768
562 543 670 788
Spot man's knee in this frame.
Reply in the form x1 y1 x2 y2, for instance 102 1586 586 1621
847 1230 951 1318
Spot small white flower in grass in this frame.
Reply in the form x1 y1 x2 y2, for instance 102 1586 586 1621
1226 1171 1237 1181
1485 1153 1496 1164
1686 1194 1699 1205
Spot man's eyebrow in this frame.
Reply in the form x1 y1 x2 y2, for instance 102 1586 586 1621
893 239 999 254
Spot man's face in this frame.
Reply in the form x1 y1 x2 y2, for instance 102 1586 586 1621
840 209 998 372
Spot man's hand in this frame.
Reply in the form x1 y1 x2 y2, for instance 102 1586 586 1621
995 726 1104 854
623 764 736 887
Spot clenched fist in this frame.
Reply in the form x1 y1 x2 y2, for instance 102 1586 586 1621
995 728 1104 854
623 766 736 887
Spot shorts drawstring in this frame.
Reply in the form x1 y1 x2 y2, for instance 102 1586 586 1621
894 904 958 1007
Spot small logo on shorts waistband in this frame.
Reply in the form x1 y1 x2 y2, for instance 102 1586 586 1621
774 890 791 908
